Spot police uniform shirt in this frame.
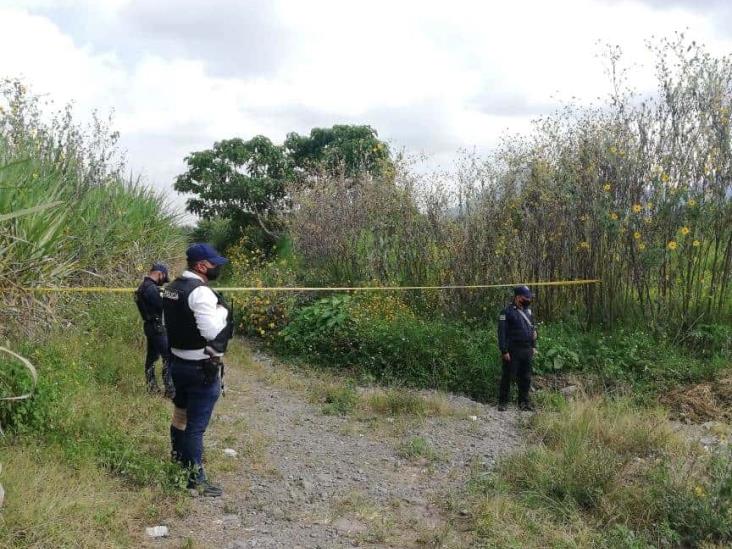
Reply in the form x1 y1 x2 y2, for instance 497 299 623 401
169 270 229 361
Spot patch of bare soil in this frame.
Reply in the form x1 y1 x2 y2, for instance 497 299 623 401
148 343 523 548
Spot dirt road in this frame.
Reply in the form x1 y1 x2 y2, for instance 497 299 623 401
154 342 523 548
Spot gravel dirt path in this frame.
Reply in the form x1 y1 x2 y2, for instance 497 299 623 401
150 341 524 548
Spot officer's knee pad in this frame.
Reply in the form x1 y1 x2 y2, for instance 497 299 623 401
172 406 187 429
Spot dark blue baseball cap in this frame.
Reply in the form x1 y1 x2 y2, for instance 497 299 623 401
514 285 533 299
150 262 168 276
186 243 228 266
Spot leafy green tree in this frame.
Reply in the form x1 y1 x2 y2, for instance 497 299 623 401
284 125 392 182
176 125 393 250
175 135 292 242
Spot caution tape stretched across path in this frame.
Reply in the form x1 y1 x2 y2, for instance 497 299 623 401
20 279 601 293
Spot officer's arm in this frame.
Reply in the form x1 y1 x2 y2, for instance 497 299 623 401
497 311 508 353
188 287 228 341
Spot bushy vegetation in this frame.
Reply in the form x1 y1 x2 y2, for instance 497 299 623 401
0 296 187 546
284 37 731 331
218 37 730 410
0 81 185 546
467 398 732 547
0 79 183 293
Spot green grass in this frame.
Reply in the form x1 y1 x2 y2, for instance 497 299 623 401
0 296 187 547
397 436 439 462
467 397 732 548
366 389 428 416
315 383 359 416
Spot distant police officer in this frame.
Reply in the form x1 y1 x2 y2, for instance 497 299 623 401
497 285 538 411
134 263 174 397
163 244 233 497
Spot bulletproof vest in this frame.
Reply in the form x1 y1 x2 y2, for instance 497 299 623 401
134 277 161 323
162 277 207 350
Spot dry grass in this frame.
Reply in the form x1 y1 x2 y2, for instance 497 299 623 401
0 445 181 548
661 374 732 422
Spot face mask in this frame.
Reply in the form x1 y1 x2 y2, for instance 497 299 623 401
206 265 222 281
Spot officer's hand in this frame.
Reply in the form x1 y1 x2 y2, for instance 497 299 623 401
502 352 511 362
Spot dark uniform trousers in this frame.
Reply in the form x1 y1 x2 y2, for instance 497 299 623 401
499 346 533 405
143 321 172 393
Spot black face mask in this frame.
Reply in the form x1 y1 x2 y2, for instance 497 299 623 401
206 265 222 281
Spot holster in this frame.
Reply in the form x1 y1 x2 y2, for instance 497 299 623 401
201 356 221 385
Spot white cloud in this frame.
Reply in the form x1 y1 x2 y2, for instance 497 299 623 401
1 0 731 214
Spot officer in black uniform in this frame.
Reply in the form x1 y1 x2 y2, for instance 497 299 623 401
497 285 538 411
134 262 174 397
163 244 233 497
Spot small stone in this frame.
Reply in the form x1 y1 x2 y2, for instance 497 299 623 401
223 513 240 525
145 525 169 538
468 415 478 421
700 436 717 446
223 448 238 458
560 385 579 397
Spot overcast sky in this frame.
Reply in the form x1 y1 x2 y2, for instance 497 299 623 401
1 0 731 213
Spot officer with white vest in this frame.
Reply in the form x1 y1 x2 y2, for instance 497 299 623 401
163 243 233 497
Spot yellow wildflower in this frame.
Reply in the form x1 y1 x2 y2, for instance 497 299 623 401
603 183 612 192
661 172 670 183
632 204 642 213
610 212 619 221
634 231 641 240
693 240 701 247
579 241 590 250
667 241 678 251
688 198 696 207
639 242 646 251
680 226 690 236
646 202 653 210
694 485 706 498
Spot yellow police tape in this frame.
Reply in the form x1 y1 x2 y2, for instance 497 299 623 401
21 279 601 293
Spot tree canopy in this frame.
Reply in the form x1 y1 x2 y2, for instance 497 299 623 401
175 124 392 246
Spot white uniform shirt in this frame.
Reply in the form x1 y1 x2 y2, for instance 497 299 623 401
170 270 229 360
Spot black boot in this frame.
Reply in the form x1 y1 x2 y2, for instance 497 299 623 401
145 365 160 393
187 467 222 497
170 425 186 464
162 362 175 399
518 401 535 412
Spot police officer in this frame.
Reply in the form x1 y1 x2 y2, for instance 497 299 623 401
497 285 538 411
163 243 233 497
134 262 174 397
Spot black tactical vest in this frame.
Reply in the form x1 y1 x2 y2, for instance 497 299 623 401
134 277 161 323
162 277 207 350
